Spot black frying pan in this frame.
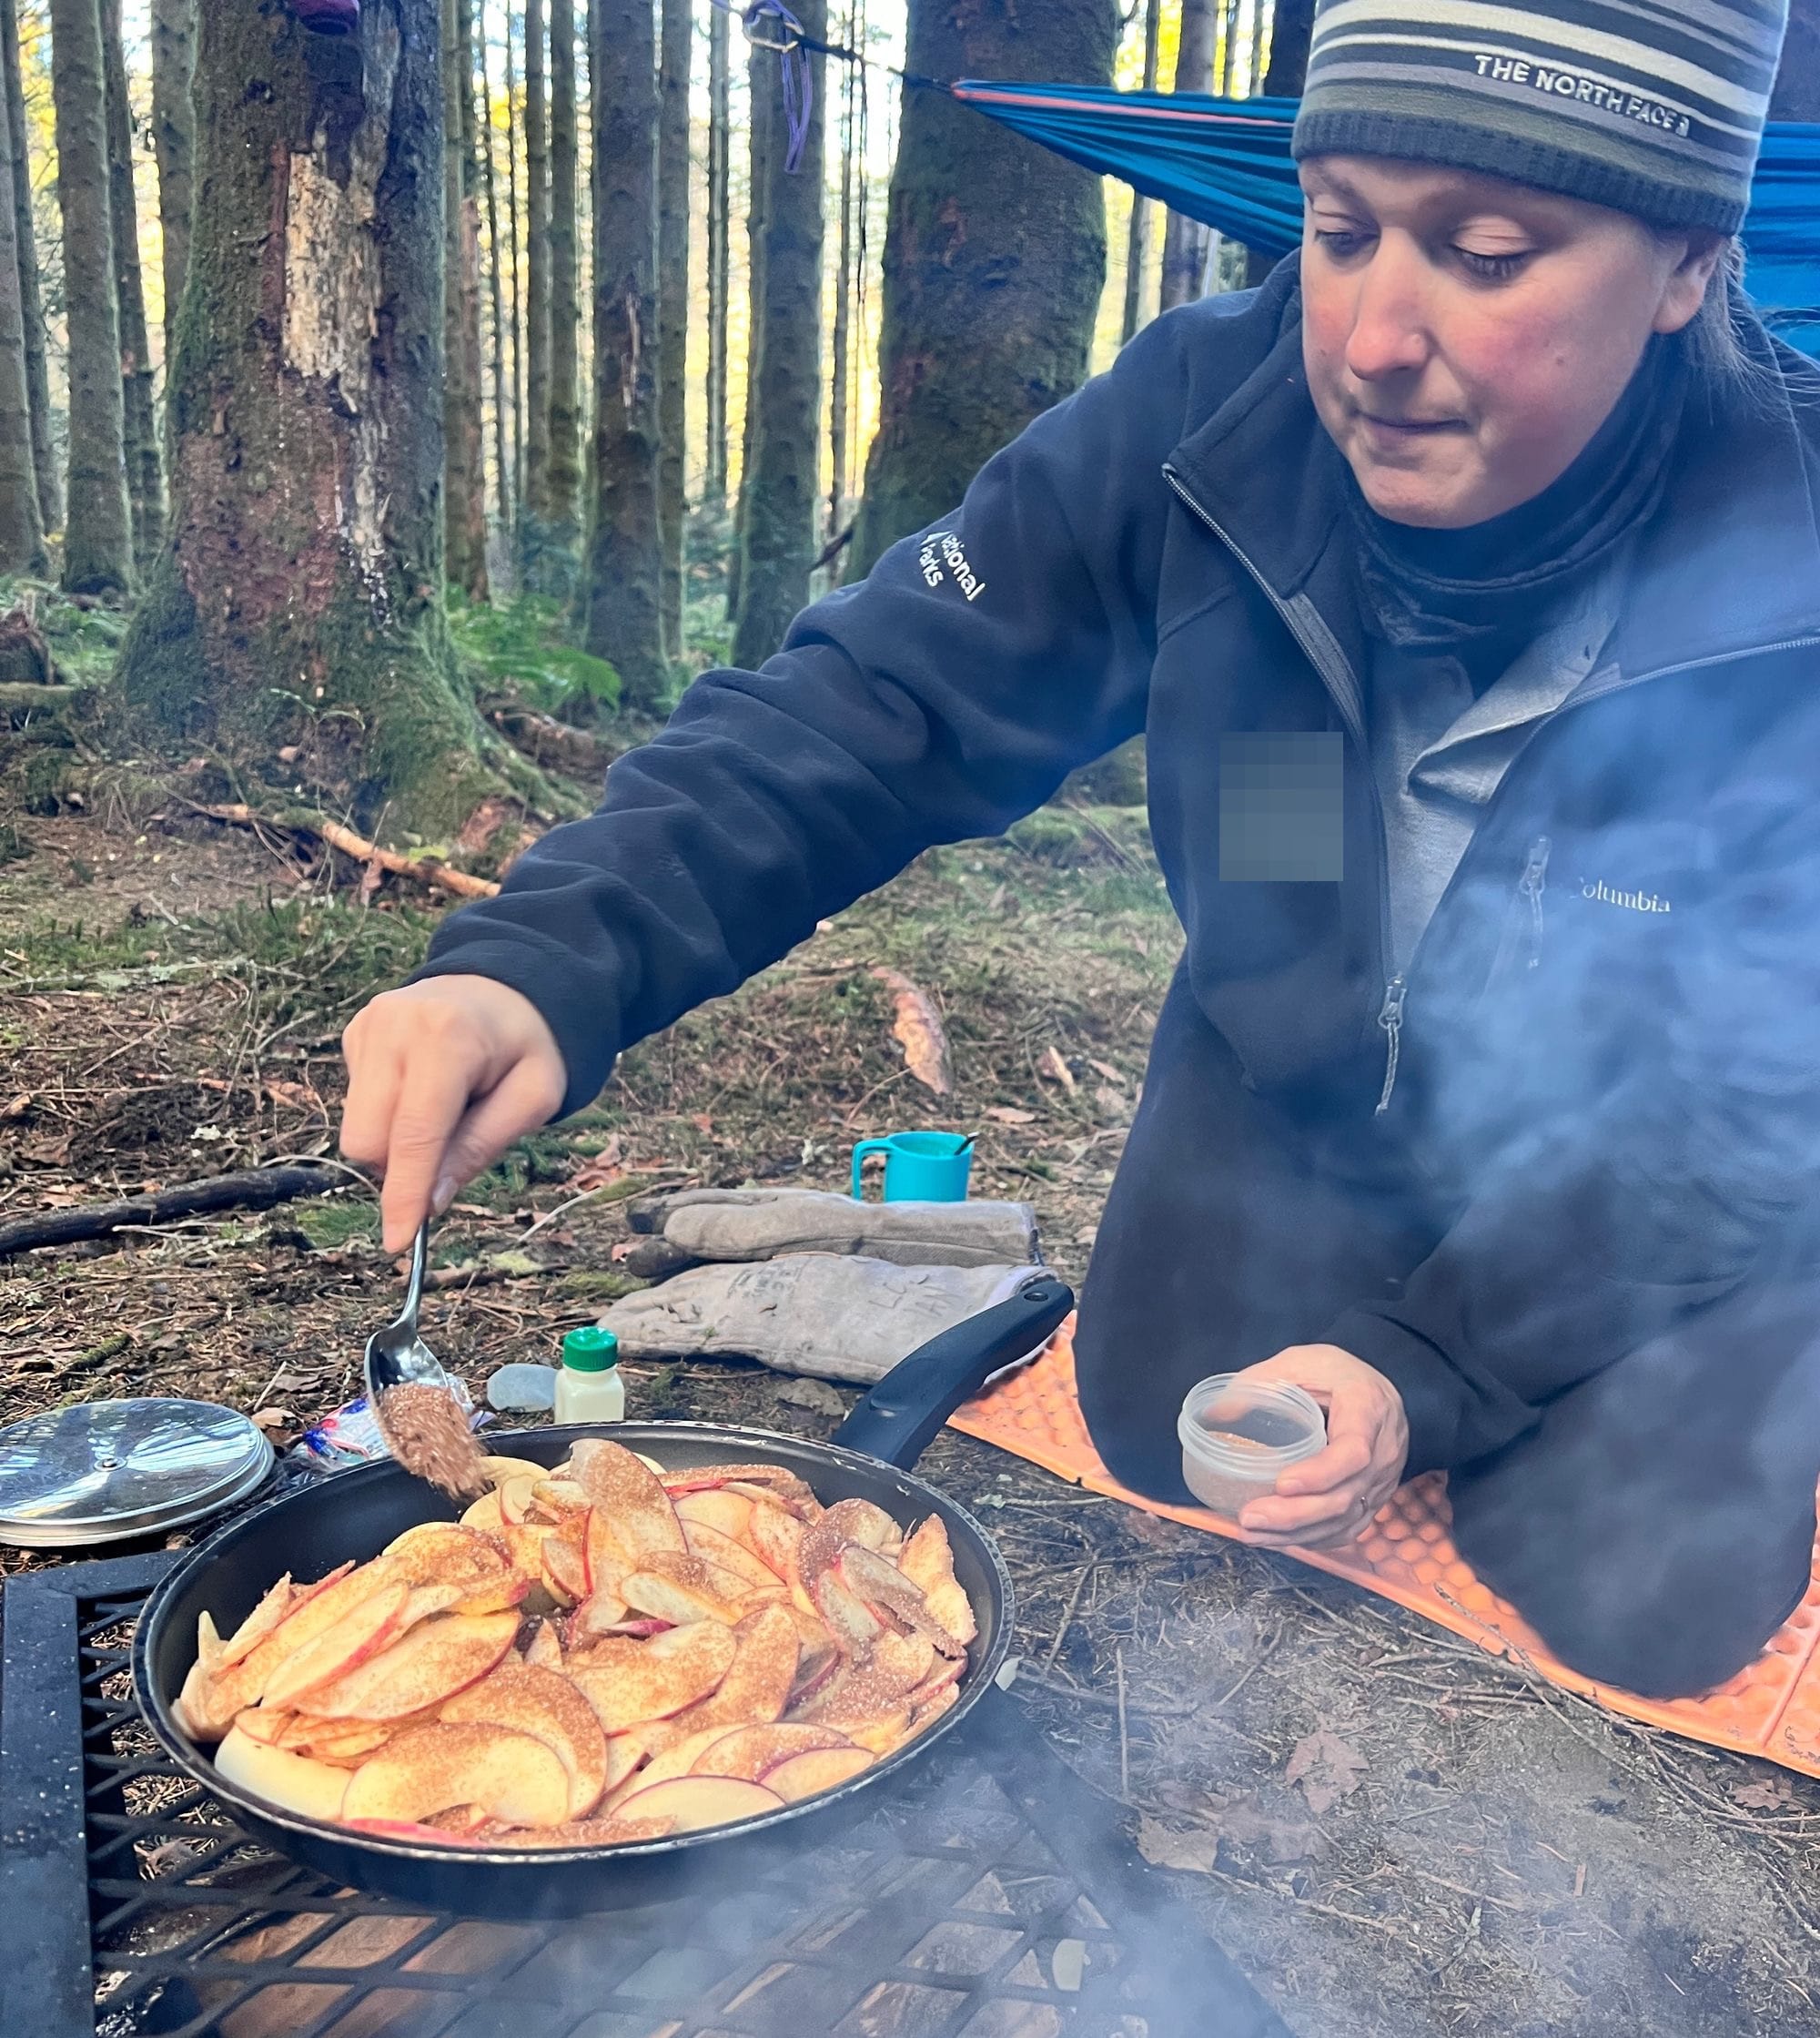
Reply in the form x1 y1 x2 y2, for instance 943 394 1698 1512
135 1275 1072 1917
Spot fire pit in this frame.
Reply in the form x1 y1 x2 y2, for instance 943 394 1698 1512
3 1551 1287 2037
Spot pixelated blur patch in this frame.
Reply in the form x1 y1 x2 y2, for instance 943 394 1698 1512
1218 732 1344 882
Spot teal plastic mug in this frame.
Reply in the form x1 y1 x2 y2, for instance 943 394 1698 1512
851 1131 973 1203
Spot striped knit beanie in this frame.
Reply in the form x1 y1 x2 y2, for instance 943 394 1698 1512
1291 1 1788 234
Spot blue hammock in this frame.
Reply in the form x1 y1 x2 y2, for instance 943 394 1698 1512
947 82 1820 357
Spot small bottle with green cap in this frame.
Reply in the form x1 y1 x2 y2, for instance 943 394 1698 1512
553 1324 624 1425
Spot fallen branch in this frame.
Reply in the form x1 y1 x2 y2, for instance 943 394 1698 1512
0 681 86 714
0 1163 346 1259
188 802 500 900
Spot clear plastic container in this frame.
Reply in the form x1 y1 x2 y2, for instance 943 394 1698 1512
1178 1374 1327 1518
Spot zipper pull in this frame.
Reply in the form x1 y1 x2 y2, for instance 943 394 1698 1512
1375 976 1407 1116
1518 836 1551 968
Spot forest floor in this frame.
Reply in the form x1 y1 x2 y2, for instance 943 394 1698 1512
3 683 1818 2034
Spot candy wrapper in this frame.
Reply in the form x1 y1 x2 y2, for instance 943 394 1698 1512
291 1378 486 1475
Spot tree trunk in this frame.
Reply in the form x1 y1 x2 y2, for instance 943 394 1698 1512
101 0 164 573
545 0 581 547
1159 0 1217 312
732 5 825 667
703 0 728 502
850 0 1117 577
1771 0 1819 118
150 0 196 390
1223 0 1249 93
523 0 550 531
581 0 665 708
655 0 689 657
504 5 524 532
828 16 854 546
118 1 494 840
1119 0 1163 345
727 28 769 621
445 0 490 596
478 4 512 548
0 0 56 531
0 18 45 573
50 0 132 593
1244 0 1313 286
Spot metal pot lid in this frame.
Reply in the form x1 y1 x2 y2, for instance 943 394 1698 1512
0 1398 276 1548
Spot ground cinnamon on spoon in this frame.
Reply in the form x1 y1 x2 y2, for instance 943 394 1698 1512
376 1381 489 1499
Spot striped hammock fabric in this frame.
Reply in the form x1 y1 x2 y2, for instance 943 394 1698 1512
946 83 1820 356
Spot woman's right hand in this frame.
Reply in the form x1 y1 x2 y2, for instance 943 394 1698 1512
340 976 568 1252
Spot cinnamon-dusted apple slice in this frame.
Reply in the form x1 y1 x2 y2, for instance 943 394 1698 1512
633 1724 745 1790
460 1489 505 1533
609 1774 783 1835
570 1439 688 1560
820 1496 903 1556
385 1523 527 1616
763 1746 875 1803
797 1631 936 1720
807 1565 885 1660
478 1810 679 1849
723 1479 821 1522
307 1609 521 1721
215 1569 323 1670
529 1477 590 1523
583 1508 633 1596
672 1488 754 1545
260 1581 412 1710
746 1504 816 1614
341 1721 570 1829
480 1455 551 1486
540 1513 592 1607
690 1722 849 1782
908 1681 961 1735
835 1544 960 1657
660 1464 818 1518
902 1653 965 1713
497 1475 540 1526
214 1722 351 1821
621 1555 746 1628
566 1621 737 1735
342 1817 494 1846
682 1519 791 1598
521 1617 563 1672
571 1588 632 1646
897 1516 976 1648
808 1707 912 1757
268 1713 398 1764
642 1606 799 1752
441 1661 612 1819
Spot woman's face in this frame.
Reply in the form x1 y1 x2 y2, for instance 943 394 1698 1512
1299 156 1720 529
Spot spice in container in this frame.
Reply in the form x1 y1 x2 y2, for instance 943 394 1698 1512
554 1325 624 1424
1178 1374 1326 1519
373 1380 490 1500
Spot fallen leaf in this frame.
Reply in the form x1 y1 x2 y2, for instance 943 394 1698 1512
691 1113 714 1133
1 1091 31 1120
1284 1729 1368 1816
774 1377 847 1417
570 1135 625 1191
1036 1046 1076 1092
1093 1085 1127 1120
21 1131 71 1166
1730 1778 1794 1810
984 1106 1036 1125
871 968 953 1096
357 853 385 905
1136 1817 1218 1874
251 1406 295 1433
1087 1060 1125 1086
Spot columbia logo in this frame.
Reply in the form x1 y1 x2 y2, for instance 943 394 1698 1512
1581 879 1671 915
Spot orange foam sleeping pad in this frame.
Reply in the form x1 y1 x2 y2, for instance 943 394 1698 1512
949 1323 1820 1779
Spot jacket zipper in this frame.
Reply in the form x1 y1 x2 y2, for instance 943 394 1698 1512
1518 835 1551 969
1162 464 1820 1113
1162 464 1409 1106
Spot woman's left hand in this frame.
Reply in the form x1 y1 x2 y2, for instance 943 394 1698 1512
1227 1344 1410 1550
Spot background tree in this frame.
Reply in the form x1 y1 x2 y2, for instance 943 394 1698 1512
703 0 729 502
445 0 490 597
726 24 768 622
0 25 45 573
581 0 664 705
544 0 581 553
0 0 52 533
478 5 512 545
1245 0 1312 285
119 0 498 838
732 13 826 667
1771 0 1818 118
523 0 551 537
50 0 132 593
655 0 689 655
101 0 163 571
150 0 195 392
1158 0 1218 311
827 7 855 548
1119 0 1162 345
503 5 525 522
850 0 1117 575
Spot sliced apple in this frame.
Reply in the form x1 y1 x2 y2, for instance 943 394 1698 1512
909 1681 961 1735
342 1817 494 1847
342 1722 570 1829
385 1523 522 1613
307 1609 521 1720
214 1722 351 1820
622 1558 745 1628
808 1567 885 1659
747 1504 817 1615
810 1707 912 1757
529 1477 590 1521
521 1617 563 1672
441 1661 612 1819
673 1488 754 1545
692 1722 849 1782
260 1581 411 1710
903 1655 965 1712
460 1488 505 1532
566 1621 737 1734
798 1631 936 1721
610 1774 783 1835
682 1519 792 1597
272 1713 398 1764
723 1479 820 1522
661 1463 818 1518
480 1810 679 1848
540 1514 592 1607
763 1746 875 1803
480 1454 551 1485
571 1588 632 1645
643 1605 798 1753
898 1516 976 1648
211 1576 296 1669
633 1724 743 1790
836 1545 956 1655
570 1439 688 1560
821 1496 903 1556
498 1475 539 1526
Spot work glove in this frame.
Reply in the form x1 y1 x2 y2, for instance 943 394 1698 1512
596 1255 1049 1384
619 1186 1039 1280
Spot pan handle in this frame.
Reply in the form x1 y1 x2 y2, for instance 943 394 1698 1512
830 1274 1074 1469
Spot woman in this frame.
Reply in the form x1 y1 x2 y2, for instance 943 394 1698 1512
342 0 1820 1699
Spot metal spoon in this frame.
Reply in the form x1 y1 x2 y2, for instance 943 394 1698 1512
363 1222 485 1496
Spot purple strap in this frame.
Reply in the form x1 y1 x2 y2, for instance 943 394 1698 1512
711 0 814 174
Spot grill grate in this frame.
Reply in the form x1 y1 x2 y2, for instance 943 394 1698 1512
4 1554 1286 2038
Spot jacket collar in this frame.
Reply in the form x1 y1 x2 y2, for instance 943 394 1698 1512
1166 264 1820 690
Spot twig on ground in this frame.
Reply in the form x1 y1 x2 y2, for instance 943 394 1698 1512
0 1164 343 1259
1041 1563 1096 1673
184 801 500 901
1116 1646 1130 1800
